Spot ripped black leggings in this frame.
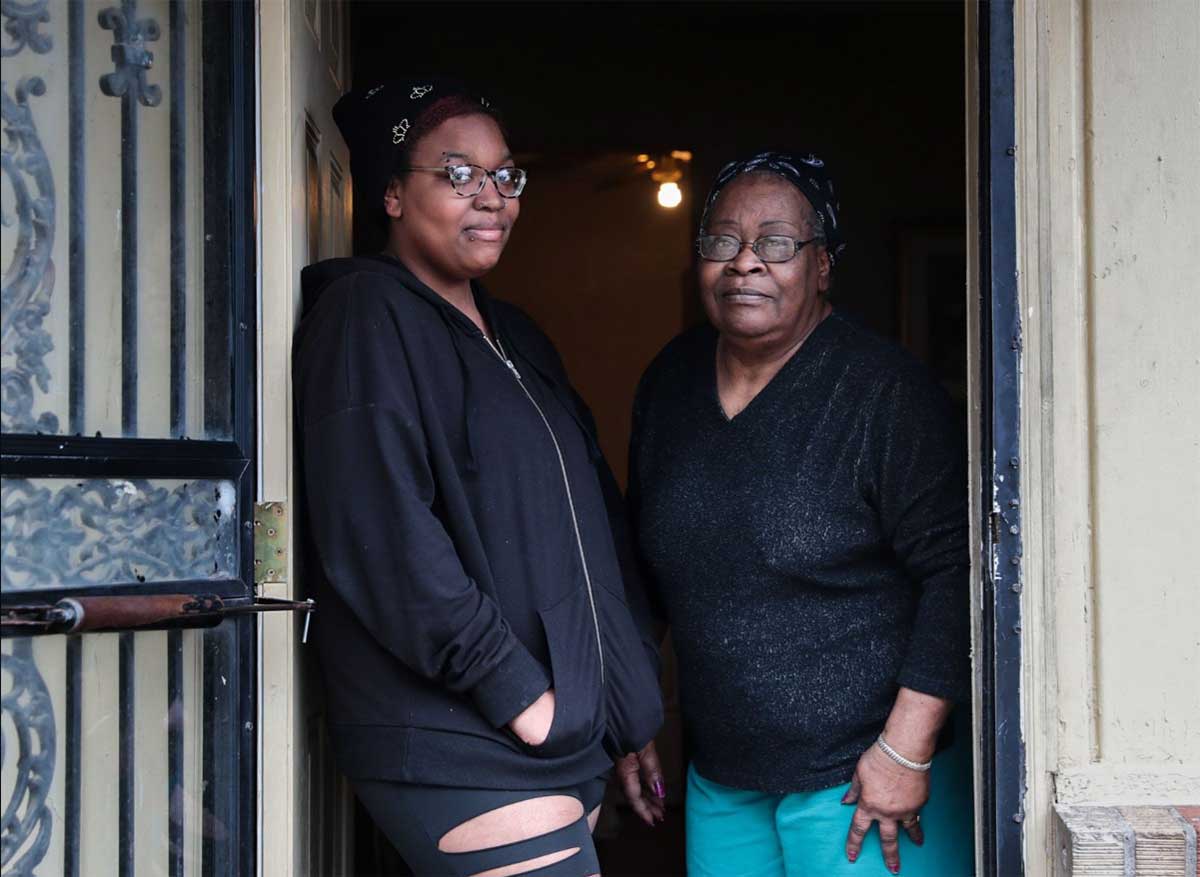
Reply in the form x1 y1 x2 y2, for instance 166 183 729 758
352 776 609 877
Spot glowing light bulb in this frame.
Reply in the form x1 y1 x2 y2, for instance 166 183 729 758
657 181 682 208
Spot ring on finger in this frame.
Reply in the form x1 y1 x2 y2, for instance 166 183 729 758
901 815 921 827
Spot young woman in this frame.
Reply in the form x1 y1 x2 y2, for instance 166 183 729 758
293 79 664 877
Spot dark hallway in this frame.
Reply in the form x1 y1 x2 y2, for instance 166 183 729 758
347 3 966 873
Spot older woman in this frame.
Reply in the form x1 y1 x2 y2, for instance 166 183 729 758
629 152 974 875
293 79 664 877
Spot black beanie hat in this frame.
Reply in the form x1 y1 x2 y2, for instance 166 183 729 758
332 78 498 208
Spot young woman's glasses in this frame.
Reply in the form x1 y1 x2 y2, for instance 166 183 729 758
696 234 822 263
401 164 528 198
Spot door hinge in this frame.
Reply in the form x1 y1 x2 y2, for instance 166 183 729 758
254 501 288 586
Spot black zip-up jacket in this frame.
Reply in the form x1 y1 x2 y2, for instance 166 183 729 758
293 255 663 790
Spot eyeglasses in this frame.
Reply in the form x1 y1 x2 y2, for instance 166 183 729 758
400 164 528 198
696 234 822 263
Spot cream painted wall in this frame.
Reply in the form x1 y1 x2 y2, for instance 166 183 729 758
1016 0 1200 872
1082 0 1199 776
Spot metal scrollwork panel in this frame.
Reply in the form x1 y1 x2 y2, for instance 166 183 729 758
1 17 60 870
98 0 162 107
1 477 238 591
0 0 53 58
1 67 57 436
0 638 56 877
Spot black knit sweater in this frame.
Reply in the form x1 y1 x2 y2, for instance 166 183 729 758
629 311 970 793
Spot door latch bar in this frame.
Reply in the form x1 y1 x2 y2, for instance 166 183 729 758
1 594 314 637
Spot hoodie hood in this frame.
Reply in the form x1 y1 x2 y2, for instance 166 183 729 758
301 254 496 472
297 254 604 467
301 254 477 327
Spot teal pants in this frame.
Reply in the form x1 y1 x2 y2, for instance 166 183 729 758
686 740 975 877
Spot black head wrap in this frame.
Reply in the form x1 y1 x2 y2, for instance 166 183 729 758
332 78 498 208
701 151 846 265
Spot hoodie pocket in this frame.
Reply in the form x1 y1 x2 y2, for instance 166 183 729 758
526 587 604 759
597 587 665 757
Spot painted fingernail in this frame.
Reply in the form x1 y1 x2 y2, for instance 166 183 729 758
890 866 900 874
847 852 857 863
653 780 666 798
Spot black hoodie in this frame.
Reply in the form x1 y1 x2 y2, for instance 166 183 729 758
293 255 663 790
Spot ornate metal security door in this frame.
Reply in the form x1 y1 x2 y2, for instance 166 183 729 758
1 2 259 875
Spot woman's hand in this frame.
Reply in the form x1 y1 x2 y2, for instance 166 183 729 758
509 689 555 746
842 743 929 873
615 741 666 826
844 687 951 873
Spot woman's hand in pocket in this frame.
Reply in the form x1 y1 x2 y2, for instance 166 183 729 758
509 689 556 746
616 740 666 826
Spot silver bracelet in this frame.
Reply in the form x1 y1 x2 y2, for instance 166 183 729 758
875 733 933 772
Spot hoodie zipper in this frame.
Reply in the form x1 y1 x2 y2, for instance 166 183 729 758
482 334 606 684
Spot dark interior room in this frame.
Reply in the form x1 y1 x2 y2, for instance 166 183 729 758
347 2 966 873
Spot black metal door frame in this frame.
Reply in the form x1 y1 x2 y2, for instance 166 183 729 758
0 2 259 874
977 1 1026 875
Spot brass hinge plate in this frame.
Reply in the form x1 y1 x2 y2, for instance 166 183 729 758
253 502 288 586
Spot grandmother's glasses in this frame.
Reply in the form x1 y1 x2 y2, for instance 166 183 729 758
697 234 822 263
401 163 528 198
